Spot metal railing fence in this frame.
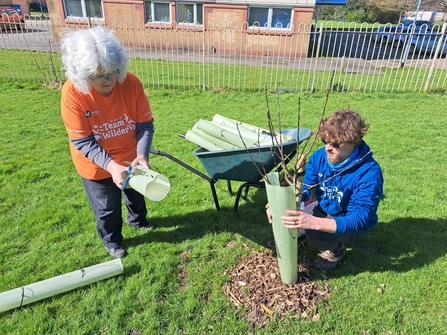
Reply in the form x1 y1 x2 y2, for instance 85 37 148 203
1 15 447 93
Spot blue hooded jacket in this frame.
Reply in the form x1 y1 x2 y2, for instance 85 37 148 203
301 141 383 234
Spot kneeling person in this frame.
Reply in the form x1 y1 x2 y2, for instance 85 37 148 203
266 110 383 271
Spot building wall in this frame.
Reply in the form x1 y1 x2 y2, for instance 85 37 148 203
104 0 144 24
214 0 315 6
51 0 314 58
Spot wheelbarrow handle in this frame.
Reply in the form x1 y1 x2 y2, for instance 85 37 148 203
178 133 186 139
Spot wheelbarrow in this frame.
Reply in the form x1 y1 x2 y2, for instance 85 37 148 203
150 127 312 212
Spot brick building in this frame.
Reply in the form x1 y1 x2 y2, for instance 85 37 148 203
48 0 344 57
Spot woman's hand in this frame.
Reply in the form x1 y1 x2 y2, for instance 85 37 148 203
106 160 130 189
131 155 150 170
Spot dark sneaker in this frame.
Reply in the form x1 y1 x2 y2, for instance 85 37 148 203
312 245 347 271
107 247 127 259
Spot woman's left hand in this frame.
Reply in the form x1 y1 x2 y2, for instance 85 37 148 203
132 155 151 170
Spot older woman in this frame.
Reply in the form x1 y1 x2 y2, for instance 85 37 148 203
60 26 155 259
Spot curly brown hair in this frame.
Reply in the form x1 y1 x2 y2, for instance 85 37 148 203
317 109 369 146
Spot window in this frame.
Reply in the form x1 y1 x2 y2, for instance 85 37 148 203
145 1 171 23
178 3 203 25
64 0 103 18
248 7 292 29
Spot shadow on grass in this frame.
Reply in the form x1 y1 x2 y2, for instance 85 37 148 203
323 216 447 277
125 185 274 249
125 186 447 277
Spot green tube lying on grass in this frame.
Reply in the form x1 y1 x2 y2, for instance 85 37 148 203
0 259 123 313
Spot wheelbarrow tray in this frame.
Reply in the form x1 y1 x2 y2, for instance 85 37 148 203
193 128 312 183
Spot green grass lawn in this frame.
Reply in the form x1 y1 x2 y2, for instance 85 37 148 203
1 81 447 334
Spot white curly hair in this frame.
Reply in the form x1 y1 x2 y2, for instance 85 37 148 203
60 26 128 94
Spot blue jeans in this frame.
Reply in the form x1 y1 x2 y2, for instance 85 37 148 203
81 177 149 250
303 201 368 251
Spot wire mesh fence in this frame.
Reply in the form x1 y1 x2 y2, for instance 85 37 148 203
1 15 447 93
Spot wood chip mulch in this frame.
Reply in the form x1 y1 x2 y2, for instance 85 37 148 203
223 244 331 329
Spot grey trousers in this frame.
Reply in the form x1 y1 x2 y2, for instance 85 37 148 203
303 201 368 251
81 177 149 250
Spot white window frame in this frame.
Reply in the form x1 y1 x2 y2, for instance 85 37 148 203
63 0 104 19
177 2 203 26
248 7 293 30
145 1 172 23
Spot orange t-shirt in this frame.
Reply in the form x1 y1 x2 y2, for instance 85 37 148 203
61 72 153 180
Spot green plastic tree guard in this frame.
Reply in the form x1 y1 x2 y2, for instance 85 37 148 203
0 259 123 313
265 171 298 285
